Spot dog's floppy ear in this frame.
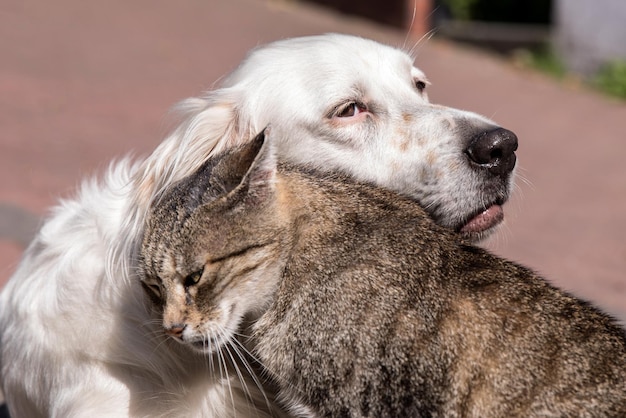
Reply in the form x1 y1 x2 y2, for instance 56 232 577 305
133 87 251 211
172 89 245 156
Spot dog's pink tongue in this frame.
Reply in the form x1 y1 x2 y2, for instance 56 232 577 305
461 205 504 233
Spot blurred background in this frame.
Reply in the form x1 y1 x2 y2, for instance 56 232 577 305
1 0 625 323
313 0 626 97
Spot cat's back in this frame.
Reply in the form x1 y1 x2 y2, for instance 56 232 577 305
267 165 626 416
443 244 626 415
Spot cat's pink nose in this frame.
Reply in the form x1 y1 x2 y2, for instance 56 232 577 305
165 324 185 339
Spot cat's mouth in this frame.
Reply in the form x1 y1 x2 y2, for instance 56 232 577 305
185 334 233 355
166 331 225 354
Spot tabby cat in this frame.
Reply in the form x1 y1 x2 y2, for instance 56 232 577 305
140 130 626 417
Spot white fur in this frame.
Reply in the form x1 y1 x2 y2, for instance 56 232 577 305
0 34 509 417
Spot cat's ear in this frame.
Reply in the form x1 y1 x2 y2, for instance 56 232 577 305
223 126 277 207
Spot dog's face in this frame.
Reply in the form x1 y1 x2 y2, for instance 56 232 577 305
221 35 517 241
165 34 517 242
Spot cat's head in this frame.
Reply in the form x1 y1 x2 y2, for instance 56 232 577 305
138 129 287 354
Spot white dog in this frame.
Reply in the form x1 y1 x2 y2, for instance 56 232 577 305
0 34 517 417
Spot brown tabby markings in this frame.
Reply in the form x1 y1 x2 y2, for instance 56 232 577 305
140 131 626 417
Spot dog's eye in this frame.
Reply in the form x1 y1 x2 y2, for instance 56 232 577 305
336 102 366 118
415 80 427 93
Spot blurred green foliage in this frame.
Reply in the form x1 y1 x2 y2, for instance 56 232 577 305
437 0 626 100
594 60 626 99
519 45 567 78
440 0 476 20
515 47 626 101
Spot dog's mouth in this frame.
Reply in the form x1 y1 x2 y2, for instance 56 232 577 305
457 203 504 241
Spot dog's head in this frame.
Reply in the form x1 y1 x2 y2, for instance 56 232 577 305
142 34 517 242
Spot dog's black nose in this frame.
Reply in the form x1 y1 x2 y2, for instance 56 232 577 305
466 128 518 176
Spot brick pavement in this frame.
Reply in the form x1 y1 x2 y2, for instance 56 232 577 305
1 0 625 325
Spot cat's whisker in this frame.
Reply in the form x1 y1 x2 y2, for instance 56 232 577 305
229 333 257 359
214 330 237 414
229 331 268 367
219 325 276 412
229 332 310 405
144 328 175 356
208 339 216 376
230 333 296 409
228 337 275 415
138 318 175 349
222 341 260 415
231 328 253 341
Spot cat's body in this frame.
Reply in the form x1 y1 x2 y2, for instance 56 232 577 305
140 132 626 417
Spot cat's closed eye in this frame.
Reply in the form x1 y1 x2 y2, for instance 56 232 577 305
141 280 162 300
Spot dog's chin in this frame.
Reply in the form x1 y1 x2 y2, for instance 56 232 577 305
457 203 505 243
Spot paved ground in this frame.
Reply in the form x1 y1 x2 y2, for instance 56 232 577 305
1 0 625 332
